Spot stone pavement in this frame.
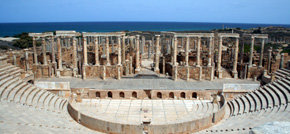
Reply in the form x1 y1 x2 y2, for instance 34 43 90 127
37 77 260 90
74 99 219 125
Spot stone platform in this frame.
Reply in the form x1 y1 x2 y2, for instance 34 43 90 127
73 99 220 125
36 78 260 91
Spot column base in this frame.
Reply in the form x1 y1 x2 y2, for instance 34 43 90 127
102 66 106 80
232 71 238 79
117 65 122 80
186 66 189 81
82 65 86 80
172 66 178 81
73 68 78 77
199 66 202 81
135 68 141 73
154 68 160 74
218 70 223 79
56 70 61 78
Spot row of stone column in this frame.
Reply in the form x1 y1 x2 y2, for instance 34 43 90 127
249 37 266 67
217 37 239 78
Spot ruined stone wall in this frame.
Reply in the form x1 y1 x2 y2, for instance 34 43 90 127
75 89 221 100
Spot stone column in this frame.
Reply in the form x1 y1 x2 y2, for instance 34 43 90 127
50 37 56 77
83 36 88 65
233 38 239 78
173 37 177 66
42 38 47 65
106 37 110 66
280 53 284 69
154 35 160 73
249 36 255 67
13 54 16 65
267 47 272 72
103 66 106 80
259 38 265 67
185 36 190 81
111 36 114 53
141 36 145 54
122 36 126 65
129 56 133 74
208 37 213 66
135 35 141 72
25 51 29 71
57 37 63 70
117 37 122 80
32 37 38 65
218 37 223 78
163 57 166 75
148 41 152 59
241 39 244 64
72 37 78 76
173 36 178 80
117 37 122 65
51 37 56 63
94 37 100 66
197 37 201 67
185 36 189 66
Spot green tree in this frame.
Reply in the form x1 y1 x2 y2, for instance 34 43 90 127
13 32 33 48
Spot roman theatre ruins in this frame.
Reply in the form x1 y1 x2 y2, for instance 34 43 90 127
0 30 289 133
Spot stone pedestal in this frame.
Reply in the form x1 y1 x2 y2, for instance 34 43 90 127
173 65 178 81
82 65 87 79
103 66 106 80
117 65 121 80
186 66 189 81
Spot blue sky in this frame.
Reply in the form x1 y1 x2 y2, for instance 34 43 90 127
0 0 289 24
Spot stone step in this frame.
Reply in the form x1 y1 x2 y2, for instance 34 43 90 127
0 78 19 98
263 86 279 107
43 94 55 109
0 80 22 100
275 71 285 79
236 98 244 115
20 86 37 105
242 95 250 113
252 91 267 110
12 84 31 102
245 93 255 112
275 81 290 103
277 69 289 76
268 84 286 105
0 66 18 76
281 68 290 74
258 88 273 108
7 82 27 101
0 64 12 71
33 90 48 106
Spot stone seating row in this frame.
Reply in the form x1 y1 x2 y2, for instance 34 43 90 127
200 105 290 133
0 101 98 134
228 75 289 116
0 62 98 133
197 69 290 133
0 63 68 112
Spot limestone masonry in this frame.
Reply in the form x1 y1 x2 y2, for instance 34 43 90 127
0 30 289 133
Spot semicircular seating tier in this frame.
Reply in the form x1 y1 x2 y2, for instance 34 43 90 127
0 60 97 133
197 68 290 133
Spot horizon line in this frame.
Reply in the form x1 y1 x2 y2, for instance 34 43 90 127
0 21 290 26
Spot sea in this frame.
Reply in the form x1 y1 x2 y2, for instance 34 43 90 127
0 22 290 37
